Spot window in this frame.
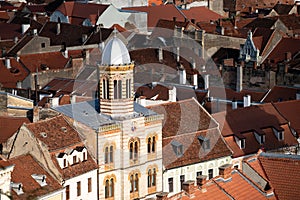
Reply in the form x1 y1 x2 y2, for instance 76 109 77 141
126 79 131 98
147 136 156 154
134 141 138 159
105 178 114 198
77 181 81 197
130 143 133 160
278 131 284 141
196 171 202 177
63 158 67 167
130 173 139 193
147 168 156 188
73 156 77 164
41 43 45 48
171 140 183 157
83 152 87 161
198 136 210 151
113 80 122 99
88 178 92 193
66 185 70 200
241 139 246 149
105 146 113 164
168 178 173 193
208 169 213 179
129 140 139 161
180 175 185 190
102 79 109 99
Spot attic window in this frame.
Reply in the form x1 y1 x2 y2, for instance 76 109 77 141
254 132 265 144
235 136 245 149
40 132 47 138
198 136 210 151
31 174 47 187
73 155 77 164
11 182 24 195
171 140 183 157
273 128 284 141
61 127 67 132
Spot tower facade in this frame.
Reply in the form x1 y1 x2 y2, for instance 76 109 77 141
99 36 134 118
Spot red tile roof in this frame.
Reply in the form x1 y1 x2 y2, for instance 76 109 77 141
0 23 22 40
56 2 109 25
122 4 187 28
148 98 218 138
213 103 298 157
274 100 300 136
0 58 29 88
51 150 98 180
181 6 222 23
8 154 62 200
258 153 300 200
0 116 30 143
25 115 83 151
262 86 299 103
214 170 271 199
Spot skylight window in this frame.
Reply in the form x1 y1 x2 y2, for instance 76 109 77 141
171 140 183 157
31 174 47 187
198 136 210 151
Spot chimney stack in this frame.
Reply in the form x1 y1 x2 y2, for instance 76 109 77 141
33 29 38 36
158 47 163 62
32 106 39 122
204 74 209 90
5 58 11 69
168 86 176 102
82 34 88 43
243 95 251 107
156 192 168 200
56 23 61 35
219 164 233 179
236 62 243 92
232 99 237 110
179 65 186 85
176 47 180 62
182 180 196 196
196 175 207 187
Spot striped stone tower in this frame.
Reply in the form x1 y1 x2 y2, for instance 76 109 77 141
98 34 134 118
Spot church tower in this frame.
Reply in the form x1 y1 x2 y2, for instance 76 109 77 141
98 34 134 118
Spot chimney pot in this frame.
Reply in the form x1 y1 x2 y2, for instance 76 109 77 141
243 95 251 107
156 192 168 200
232 99 237 110
182 180 196 195
219 164 233 179
196 175 207 187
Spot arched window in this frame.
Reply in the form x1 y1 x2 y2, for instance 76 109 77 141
126 79 131 98
152 168 156 186
147 138 151 153
113 80 122 99
105 147 109 164
109 146 113 163
105 178 114 198
102 79 109 99
105 180 109 198
130 175 134 193
148 169 151 187
152 136 156 152
135 173 139 191
130 143 133 160
105 145 113 164
134 141 138 159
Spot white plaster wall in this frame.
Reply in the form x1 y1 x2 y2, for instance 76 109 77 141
162 156 231 196
63 169 98 200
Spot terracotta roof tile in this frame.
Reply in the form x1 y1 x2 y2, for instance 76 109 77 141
181 6 222 23
215 170 270 199
258 153 300 200
262 86 299 103
0 116 30 143
122 4 187 28
8 154 62 200
51 150 98 180
0 23 22 40
162 128 232 169
25 115 83 151
274 100 300 135
272 4 294 15
213 103 298 157
0 58 29 88
148 98 218 138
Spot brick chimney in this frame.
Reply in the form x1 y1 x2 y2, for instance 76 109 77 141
182 180 196 195
156 192 168 200
196 175 207 187
219 164 233 179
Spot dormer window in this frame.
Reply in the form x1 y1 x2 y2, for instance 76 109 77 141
198 136 210 151
73 155 77 164
11 182 24 195
273 128 284 141
171 140 183 157
235 136 246 149
31 174 47 187
57 152 68 168
254 132 265 144
63 158 67 167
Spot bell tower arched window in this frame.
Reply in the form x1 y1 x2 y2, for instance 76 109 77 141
114 80 122 99
102 79 109 99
